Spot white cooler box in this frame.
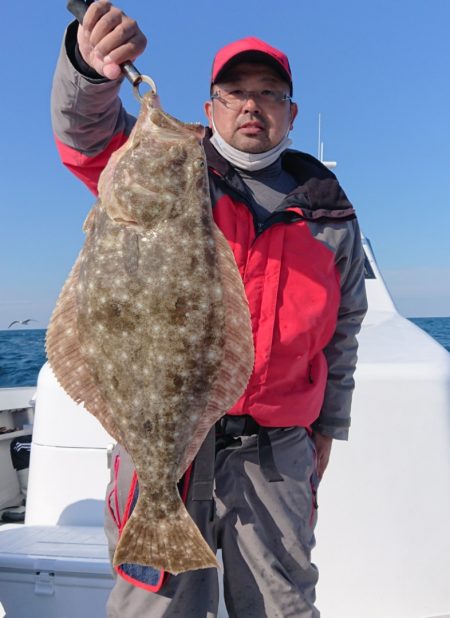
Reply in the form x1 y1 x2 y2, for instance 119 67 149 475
0 524 113 618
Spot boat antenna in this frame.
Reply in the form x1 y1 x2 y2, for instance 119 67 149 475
317 113 337 169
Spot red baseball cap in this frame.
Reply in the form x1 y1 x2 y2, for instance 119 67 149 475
211 37 293 95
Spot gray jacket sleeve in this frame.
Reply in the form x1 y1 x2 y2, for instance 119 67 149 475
311 218 368 440
51 21 136 160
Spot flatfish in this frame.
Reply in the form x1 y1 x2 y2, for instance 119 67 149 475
46 91 254 574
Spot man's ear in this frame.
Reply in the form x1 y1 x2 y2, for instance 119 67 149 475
204 101 213 128
289 102 299 130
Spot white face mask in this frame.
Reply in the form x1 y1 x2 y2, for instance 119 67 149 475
209 116 292 171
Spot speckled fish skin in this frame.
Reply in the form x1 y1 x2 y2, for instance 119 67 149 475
46 92 254 575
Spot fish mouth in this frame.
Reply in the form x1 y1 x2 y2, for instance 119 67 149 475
113 217 139 228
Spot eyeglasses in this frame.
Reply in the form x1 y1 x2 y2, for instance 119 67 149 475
211 88 292 110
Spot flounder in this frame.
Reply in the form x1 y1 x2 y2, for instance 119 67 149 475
46 91 254 574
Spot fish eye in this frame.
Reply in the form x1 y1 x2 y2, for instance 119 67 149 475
194 159 205 169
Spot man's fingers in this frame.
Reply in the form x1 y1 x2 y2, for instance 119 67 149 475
89 6 126 48
76 1 115 71
102 63 123 80
101 36 147 65
93 23 145 60
81 1 113 37
312 432 333 481
317 453 329 480
90 36 147 79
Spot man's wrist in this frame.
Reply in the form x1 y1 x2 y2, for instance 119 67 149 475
74 42 105 80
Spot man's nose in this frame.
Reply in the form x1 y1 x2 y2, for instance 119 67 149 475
242 93 260 113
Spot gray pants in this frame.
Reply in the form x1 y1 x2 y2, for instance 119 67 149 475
105 427 320 618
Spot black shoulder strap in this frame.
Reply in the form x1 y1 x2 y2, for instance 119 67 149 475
190 426 216 501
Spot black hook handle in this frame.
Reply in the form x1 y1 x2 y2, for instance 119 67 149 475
66 0 142 86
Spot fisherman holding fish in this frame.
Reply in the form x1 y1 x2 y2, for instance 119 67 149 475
51 2 367 616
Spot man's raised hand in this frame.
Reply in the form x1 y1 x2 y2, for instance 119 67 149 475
77 1 147 79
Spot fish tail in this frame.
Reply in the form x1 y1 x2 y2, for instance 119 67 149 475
112 498 219 575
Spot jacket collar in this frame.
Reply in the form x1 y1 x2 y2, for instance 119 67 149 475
202 128 355 218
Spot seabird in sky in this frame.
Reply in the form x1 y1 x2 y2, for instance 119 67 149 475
7 319 38 328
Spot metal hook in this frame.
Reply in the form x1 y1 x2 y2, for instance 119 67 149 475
133 76 158 103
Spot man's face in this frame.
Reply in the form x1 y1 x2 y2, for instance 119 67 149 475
204 62 298 154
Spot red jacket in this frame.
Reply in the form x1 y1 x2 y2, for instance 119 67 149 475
205 140 344 428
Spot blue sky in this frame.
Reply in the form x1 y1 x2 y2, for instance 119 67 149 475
1 0 449 330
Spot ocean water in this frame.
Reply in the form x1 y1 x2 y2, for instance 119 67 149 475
0 329 46 387
409 317 450 353
0 319 449 388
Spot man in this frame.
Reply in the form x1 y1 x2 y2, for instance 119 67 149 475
52 2 367 616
